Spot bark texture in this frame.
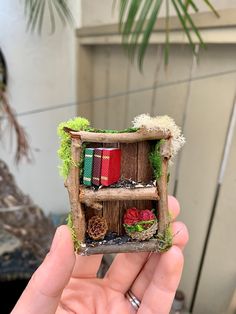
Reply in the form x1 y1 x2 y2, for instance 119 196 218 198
0 160 55 280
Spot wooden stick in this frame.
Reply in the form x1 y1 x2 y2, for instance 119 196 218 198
66 137 86 242
157 139 171 235
79 240 160 255
83 199 103 210
79 186 160 203
64 127 171 143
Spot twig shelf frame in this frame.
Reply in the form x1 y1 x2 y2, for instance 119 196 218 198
64 127 172 255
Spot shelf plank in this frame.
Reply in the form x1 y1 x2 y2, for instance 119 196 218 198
79 187 159 203
79 240 159 255
65 128 170 143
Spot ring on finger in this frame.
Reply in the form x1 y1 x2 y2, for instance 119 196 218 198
125 290 141 311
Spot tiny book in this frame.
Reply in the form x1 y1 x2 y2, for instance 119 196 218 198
101 148 121 186
83 148 94 186
92 148 103 186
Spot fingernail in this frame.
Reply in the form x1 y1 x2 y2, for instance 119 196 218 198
50 227 62 253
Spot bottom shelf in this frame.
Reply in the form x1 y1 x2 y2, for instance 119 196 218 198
79 239 159 255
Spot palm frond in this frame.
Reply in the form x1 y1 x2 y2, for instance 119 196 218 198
138 0 162 69
128 0 154 58
203 0 220 17
185 0 199 12
122 0 142 44
118 0 219 69
171 0 195 52
164 0 170 65
119 0 131 31
23 0 74 34
176 0 205 48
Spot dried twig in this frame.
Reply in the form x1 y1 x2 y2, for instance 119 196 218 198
0 90 31 163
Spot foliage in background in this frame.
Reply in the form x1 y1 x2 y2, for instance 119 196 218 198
22 1 219 69
23 0 74 34
118 0 219 68
57 116 90 178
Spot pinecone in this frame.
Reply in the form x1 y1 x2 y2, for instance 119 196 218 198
87 216 108 240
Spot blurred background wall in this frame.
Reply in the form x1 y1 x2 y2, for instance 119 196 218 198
0 0 80 214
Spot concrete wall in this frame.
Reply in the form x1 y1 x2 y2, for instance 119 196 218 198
81 0 236 26
0 0 81 214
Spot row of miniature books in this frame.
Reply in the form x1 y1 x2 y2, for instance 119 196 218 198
83 148 121 187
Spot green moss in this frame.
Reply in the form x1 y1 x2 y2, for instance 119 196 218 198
57 117 90 178
149 140 165 180
66 212 81 252
157 225 173 252
86 127 138 133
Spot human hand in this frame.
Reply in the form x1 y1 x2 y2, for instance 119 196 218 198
12 196 188 314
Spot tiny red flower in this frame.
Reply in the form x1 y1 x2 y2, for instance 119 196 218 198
139 209 155 222
124 207 140 225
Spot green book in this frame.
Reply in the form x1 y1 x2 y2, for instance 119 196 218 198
83 148 94 186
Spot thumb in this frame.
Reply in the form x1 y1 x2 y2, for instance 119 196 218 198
11 225 76 314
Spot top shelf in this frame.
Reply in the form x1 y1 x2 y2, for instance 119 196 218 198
64 127 170 143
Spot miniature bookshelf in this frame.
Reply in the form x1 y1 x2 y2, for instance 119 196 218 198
64 128 172 255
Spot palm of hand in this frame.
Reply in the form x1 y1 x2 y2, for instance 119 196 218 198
58 276 132 314
57 239 186 314
12 197 188 314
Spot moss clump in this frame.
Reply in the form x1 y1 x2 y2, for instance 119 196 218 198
149 140 165 180
86 127 138 133
157 225 173 252
66 212 81 252
57 117 90 178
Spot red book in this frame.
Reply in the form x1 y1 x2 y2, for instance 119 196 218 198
101 148 121 186
92 148 103 186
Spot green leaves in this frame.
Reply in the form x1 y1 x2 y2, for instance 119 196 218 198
124 220 156 232
57 117 90 178
118 0 219 69
23 0 74 34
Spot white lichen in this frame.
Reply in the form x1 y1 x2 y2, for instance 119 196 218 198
132 113 185 162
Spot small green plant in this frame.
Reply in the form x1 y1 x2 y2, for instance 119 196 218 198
57 117 90 178
66 212 81 252
149 140 165 180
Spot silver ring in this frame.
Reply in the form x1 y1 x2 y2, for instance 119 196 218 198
125 290 141 311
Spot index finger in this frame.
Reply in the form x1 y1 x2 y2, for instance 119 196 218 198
105 195 180 293
138 246 184 314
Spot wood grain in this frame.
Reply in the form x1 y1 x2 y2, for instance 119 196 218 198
79 186 159 202
119 143 138 233
137 141 153 210
79 240 159 255
102 143 120 233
